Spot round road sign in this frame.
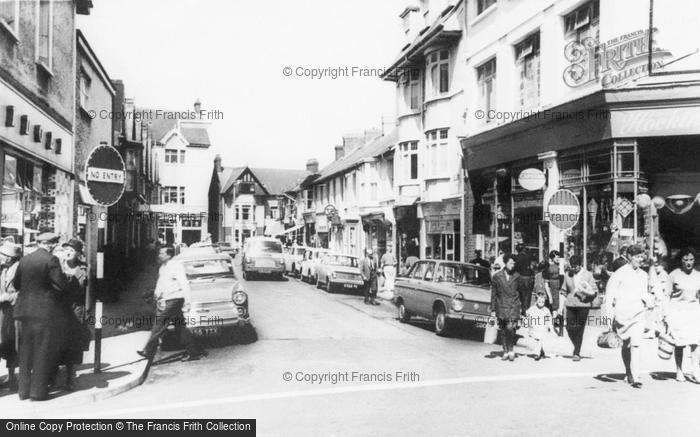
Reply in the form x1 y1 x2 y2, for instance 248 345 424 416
85 144 126 206
547 189 580 230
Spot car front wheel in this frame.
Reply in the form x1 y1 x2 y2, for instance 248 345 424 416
434 306 451 337
398 301 411 323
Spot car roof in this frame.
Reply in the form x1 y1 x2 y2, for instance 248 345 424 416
173 252 232 262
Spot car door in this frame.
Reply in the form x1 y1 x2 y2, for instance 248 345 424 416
401 261 430 315
413 261 438 318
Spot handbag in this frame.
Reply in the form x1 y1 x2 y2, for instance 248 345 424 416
483 317 498 344
597 329 623 349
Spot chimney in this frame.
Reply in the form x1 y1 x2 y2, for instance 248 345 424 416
194 98 202 117
334 145 344 161
214 154 223 172
306 158 319 174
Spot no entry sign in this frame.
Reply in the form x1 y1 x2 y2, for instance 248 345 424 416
546 189 580 230
85 144 126 206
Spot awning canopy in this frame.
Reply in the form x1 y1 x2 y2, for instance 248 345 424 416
394 196 419 207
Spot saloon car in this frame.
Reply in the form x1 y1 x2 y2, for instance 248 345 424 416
394 260 492 336
172 252 251 338
241 236 285 280
299 247 331 284
283 245 308 277
315 253 363 293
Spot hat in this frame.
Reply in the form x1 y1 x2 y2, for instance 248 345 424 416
62 238 84 253
36 232 59 243
0 242 21 258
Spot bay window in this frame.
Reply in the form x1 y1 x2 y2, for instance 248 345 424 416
426 49 449 98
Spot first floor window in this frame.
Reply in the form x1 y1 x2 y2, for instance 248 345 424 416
242 205 251 220
515 32 541 110
37 0 52 67
477 0 496 15
425 129 449 176
162 186 178 204
477 58 497 122
165 149 178 163
179 186 185 204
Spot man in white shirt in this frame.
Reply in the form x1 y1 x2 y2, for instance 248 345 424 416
380 247 397 294
605 244 651 388
138 247 205 362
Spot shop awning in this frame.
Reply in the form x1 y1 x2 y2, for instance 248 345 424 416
275 223 303 237
394 196 419 207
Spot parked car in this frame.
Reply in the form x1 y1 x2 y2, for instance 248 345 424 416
299 247 331 284
315 253 363 293
172 252 252 339
394 260 492 337
216 242 237 258
284 245 308 277
241 236 285 280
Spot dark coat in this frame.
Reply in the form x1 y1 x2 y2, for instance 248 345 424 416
490 270 523 320
13 248 69 321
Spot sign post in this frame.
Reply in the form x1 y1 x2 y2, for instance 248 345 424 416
546 189 581 231
85 144 126 373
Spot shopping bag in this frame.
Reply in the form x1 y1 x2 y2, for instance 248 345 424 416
484 317 498 344
596 330 623 349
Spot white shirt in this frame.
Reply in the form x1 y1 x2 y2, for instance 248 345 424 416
154 260 191 306
605 263 650 325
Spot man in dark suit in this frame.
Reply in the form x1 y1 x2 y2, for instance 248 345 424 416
359 249 379 305
13 232 68 401
490 253 523 361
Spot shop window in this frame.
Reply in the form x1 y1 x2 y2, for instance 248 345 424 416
615 145 637 178
586 150 612 181
559 155 584 185
515 32 540 110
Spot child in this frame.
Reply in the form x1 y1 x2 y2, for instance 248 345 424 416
526 292 553 360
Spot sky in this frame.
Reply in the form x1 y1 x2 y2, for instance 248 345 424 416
77 0 406 171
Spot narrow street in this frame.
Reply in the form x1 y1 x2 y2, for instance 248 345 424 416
41 265 700 437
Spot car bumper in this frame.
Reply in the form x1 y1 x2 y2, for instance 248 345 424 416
245 265 285 274
329 279 364 290
445 311 490 324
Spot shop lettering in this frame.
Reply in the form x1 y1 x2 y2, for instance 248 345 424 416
86 167 125 184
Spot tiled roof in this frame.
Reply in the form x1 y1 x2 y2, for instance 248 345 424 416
221 167 246 194
181 127 211 146
250 168 311 195
138 109 177 142
315 130 397 183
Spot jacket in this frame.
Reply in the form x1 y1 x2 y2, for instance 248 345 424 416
560 269 597 308
490 270 523 320
13 247 69 321
359 257 376 282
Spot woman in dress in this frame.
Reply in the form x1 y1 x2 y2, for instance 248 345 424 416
57 238 89 390
665 247 700 383
0 241 21 391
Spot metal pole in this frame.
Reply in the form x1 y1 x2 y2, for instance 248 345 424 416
94 300 102 373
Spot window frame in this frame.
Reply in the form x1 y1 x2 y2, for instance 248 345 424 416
36 0 54 71
476 58 497 123
477 0 497 16
425 129 449 177
164 149 179 164
0 0 20 40
514 31 541 110
425 49 450 98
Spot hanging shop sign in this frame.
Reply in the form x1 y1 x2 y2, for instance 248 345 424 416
518 168 546 191
85 144 126 207
546 189 580 231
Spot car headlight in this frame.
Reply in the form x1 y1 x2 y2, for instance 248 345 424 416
331 271 337 279
232 290 248 305
245 256 253 265
451 293 465 312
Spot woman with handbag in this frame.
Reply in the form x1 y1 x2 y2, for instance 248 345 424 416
560 255 597 362
664 248 700 383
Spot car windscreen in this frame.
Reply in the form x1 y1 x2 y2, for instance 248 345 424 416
183 259 235 280
436 264 490 286
328 255 358 267
295 248 306 256
247 240 283 254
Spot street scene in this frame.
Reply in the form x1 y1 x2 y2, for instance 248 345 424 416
2 0 700 436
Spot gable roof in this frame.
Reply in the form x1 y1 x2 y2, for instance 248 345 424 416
220 166 246 194
138 109 177 143
315 130 397 183
181 127 211 147
250 168 311 195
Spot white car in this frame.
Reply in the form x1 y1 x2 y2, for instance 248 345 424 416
284 245 308 278
300 248 331 284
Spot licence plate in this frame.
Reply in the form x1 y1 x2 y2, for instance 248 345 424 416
258 269 271 274
196 327 221 336
344 284 358 289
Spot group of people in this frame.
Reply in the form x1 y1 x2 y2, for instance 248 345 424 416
489 243 700 389
0 233 89 401
359 247 399 306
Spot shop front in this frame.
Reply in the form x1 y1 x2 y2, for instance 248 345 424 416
315 214 329 249
1 80 74 249
421 199 461 261
361 210 394 257
302 212 315 247
394 200 419 261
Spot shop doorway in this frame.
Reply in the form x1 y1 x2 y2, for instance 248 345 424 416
182 229 202 246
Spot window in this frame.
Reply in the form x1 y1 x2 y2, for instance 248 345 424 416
235 205 240 220
241 205 251 220
179 186 185 204
37 0 52 68
162 186 178 204
426 49 449 98
0 0 18 35
179 150 186 164
305 189 313 209
477 0 496 15
234 229 240 243
79 70 91 111
425 129 449 177
270 206 279 220
164 149 178 163
477 58 497 123
565 1 599 37
399 141 419 181
402 68 421 111
515 32 541 110
370 183 378 201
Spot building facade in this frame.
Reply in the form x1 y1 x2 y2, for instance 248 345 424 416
382 0 469 262
1 0 92 249
459 0 700 268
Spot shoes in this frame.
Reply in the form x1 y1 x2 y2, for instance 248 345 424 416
371 301 380 306
501 353 509 361
181 353 203 362
676 371 686 382
534 354 541 361
572 355 581 362
508 352 515 361
627 376 643 388
363 301 370 305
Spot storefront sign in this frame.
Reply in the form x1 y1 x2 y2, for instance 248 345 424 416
85 145 126 207
422 200 460 218
546 189 580 230
427 220 454 234
518 168 545 191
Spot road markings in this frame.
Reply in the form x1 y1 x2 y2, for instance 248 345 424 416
51 371 607 418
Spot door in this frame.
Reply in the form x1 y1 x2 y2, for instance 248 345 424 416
444 234 455 261
414 261 437 318
182 230 201 246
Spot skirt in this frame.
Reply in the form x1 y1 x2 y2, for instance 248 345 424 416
665 302 700 346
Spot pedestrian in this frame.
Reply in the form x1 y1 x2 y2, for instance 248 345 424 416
12 232 69 401
526 292 553 360
605 245 652 388
405 255 419 270
137 246 206 362
543 250 564 335
54 238 90 391
470 250 490 269
560 255 597 362
359 249 379 306
647 257 670 337
664 248 700 383
612 245 630 272
0 241 21 391
490 254 522 361
380 246 397 294
515 244 534 314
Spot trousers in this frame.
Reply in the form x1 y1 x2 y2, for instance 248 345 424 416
566 307 590 356
18 317 64 400
142 298 202 359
